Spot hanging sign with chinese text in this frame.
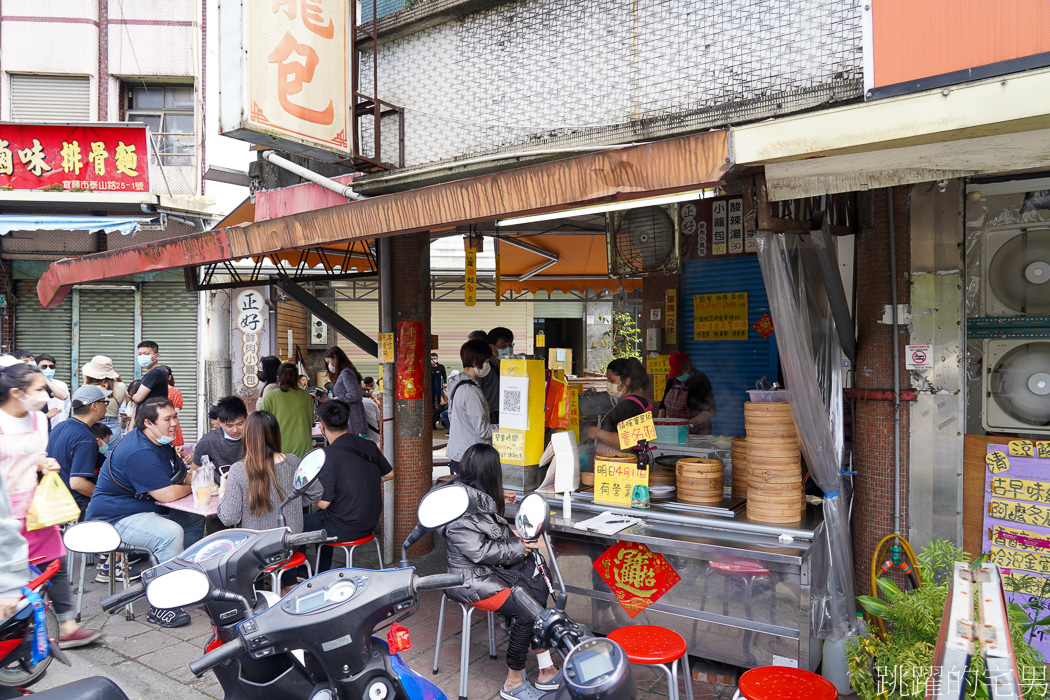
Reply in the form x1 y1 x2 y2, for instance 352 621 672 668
378 333 394 364
681 196 753 260
664 290 677 345
0 124 150 193
396 321 424 400
618 412 657 449
234 288 267 391
593 541 680 617
465 247 477 306
694 293 748 341
219 0 350 161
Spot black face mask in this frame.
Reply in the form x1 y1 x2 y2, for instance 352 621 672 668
257 371 267 382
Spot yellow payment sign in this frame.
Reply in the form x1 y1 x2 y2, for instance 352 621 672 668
986 450 1010 474
493 430 525 465
618 411 657 450
594 457 649 507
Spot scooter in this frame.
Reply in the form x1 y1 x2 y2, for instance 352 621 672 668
0 559 67 690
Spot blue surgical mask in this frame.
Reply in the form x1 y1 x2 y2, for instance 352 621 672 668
677 372 690 382
137 355 154 368
98 443 108 454
498 347 513 359
222 431 241 442
148 423 174 445
40 368 55 380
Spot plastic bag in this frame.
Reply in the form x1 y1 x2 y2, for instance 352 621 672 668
193 458 215 508
25 472 81 531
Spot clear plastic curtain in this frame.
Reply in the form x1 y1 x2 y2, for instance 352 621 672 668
755 231 856 641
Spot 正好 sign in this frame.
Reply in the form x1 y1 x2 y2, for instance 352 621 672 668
219 0 349 161
0 124 150 193
234 288 267 391
694 293 748 341
593 541 680 617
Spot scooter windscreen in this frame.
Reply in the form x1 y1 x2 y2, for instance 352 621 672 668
562 638 633 700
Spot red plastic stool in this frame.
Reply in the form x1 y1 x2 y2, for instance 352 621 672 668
733 666 836 700
315 533 383 571
264 551 311 592
704 559 776 621
607 626 694 700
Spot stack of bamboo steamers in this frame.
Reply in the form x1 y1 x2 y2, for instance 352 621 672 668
743 401 806 523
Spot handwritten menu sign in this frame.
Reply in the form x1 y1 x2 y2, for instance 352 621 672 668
378 333 394 363
646 355 670 376
566 386 581 441
465 247 477 306
493 430 525 464
594 457 649 507
983 441 1050 656
664 290 677 344
618 412 657 450
694 293 748 341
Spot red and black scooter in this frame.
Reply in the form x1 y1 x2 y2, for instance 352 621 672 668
0 559 67 690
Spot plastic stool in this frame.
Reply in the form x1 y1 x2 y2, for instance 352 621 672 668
732 666 837 699
432 593 498 700
264 551 312 592
607 626 694 700
315 533 383 571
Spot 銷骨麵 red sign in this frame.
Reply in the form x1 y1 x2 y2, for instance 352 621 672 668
0 124 150 193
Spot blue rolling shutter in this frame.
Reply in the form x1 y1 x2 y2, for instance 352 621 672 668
680 257 778 437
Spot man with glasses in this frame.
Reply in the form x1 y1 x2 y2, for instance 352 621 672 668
192 395 248 482
36 354 71 428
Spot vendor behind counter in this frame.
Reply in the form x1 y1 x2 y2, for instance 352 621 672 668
657 350 716 435
585 358 656 454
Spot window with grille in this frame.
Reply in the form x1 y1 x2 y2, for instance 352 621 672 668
125 84 195 167
10 75 91 122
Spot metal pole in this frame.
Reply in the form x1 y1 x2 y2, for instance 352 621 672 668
888 188 901 537
379 237 395 565
261 151 365 201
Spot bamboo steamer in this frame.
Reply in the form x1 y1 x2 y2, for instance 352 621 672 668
745 400 803 523
676 457 723 506
580 472 594 486
731 436 748 498
649 468 676 487
597 452 637 463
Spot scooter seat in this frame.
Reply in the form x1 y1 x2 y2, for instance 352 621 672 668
26 676 130 700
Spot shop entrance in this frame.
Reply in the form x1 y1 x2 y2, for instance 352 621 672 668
533 317 585 375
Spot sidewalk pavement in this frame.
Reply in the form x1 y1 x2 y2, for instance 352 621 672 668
35 543 851 700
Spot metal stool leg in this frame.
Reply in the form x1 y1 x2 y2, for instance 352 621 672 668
433 594 448 674
122 555 134 620
108 551 116 598
459 604 475 700
373 537 384 569
681 654 695 700
74 551 87 623
487 611 497 659
345 545 354 568
659 663 678 700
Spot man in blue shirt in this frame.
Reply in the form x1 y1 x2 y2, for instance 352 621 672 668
86 398 200 627
47 385 110 515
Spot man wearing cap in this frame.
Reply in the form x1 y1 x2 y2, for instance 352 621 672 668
47 385 111 515
657 350 717 435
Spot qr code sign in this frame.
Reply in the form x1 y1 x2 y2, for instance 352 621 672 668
503 389 522 414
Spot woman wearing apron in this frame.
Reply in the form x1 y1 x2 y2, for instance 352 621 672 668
657 350 717 435
0 361 102 647
586 357 655 454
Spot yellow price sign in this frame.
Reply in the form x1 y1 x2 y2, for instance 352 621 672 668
986 450 1010 474
1009 440 1035 458
594 457 649 507
989 524 1050 554
990 476 1050 504
378 333 395 364
989 499 1050 528
618 411 657 450
693 292 748 341
493 430 525 464
990 546 1050 576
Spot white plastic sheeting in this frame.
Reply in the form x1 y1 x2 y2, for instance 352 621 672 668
0 215 151 237
755 231 855 641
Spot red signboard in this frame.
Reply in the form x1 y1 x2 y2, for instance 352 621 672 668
0 124 150 193
593 541 680 618
396 320 425 401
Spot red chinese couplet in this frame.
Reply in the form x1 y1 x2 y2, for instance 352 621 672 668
0 124 150 192
396 320 425 400
593 541 680 618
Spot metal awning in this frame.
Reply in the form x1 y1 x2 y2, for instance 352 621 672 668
36 129 729 307
0 214 155 237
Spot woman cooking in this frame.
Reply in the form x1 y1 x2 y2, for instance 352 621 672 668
657 350 717 435
585 357 655 454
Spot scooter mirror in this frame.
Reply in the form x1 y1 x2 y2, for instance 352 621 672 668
63 521 121 554
418 484 472 529
145 568 211 609
515 493 550 541
293 448 326 493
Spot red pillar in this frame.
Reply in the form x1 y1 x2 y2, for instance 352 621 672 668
391 232 434 556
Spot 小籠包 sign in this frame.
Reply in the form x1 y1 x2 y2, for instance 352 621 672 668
0 124 150 193
694 292 748 341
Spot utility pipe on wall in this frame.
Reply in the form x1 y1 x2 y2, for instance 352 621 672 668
379 236 395 564
888 189 902 537
261 151 365 201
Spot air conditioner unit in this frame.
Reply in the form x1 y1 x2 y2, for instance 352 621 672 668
982 339 1050 435
607 204 679 277
981 226 1050 317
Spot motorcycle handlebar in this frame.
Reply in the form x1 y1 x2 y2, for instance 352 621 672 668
100 582 145 612
283 529 328 549
188 637 245 678
413 573 465 593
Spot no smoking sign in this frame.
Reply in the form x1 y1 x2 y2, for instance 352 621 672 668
906 344 933 370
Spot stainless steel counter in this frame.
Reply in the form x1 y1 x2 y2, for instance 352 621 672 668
509 494 825 671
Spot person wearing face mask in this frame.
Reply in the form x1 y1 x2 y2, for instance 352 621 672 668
36 354 70 428
585 357 656 454
480 327 515 424
257 356 281 398
446 339 495 473
83 356 128 457
193 395 249 484
86 398 201 627
319 346 367 437
657 350 717 435
0 359 103 647
47 385 111 516
430 352 447 430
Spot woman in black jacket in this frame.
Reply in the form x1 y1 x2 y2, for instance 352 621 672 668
440 444 561 700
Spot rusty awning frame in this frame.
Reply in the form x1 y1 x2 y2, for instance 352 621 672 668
37 129 730 307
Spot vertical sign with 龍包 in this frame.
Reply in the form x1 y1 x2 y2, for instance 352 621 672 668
247 0 349 155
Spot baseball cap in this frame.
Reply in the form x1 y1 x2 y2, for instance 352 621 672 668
668 351 690 378
71 384 112 409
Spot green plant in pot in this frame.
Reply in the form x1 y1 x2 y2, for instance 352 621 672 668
846 540 1047 699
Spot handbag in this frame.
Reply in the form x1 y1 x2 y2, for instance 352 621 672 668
491 551 551 605
25 472 82 531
